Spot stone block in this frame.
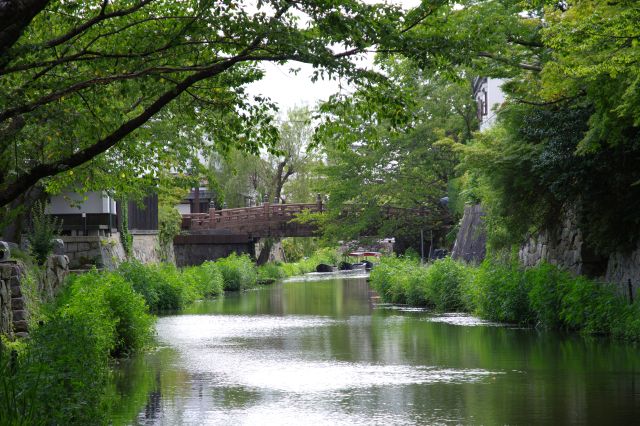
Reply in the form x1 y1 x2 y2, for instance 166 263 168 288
12 310 28 322
77 242 91 251
10 265 21 278
66 242 77 252
15 332 29 339
52 238 65 255
0 241 9 261
0 266 11 279
13 320 28 333
11 297 24 310
10 283 21 298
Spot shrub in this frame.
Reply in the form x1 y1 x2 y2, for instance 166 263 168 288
405 267 428 307
558 275 625 335
258 263 286 281
26 200 62 265
1 271 154 424
118 261 182 312
469 260 532 324
424 257 470 312
369 256 416 304
182 261 224 298
216 253 257 291
524 263 570 328
60 271 154 357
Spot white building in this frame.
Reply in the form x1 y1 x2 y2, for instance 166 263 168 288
472 77 506 131
46 191 118 236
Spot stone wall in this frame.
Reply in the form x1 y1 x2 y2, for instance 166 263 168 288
62 235 107 269
605 244 640 295
0 262 27 338
518 211 584 275
0 242 71 339
62 232 162 269
130 231 161 264
451 204 487 264
517 210 636 291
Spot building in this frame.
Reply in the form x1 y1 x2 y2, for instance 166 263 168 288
46 191 118 236
472 77 506 131
46 191 158 236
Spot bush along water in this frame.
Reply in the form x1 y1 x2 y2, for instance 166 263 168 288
117 260 225 312
0 255 238 424
0 270 155 425
369 256 640 341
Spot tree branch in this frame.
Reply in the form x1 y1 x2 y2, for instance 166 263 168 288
0 0 50 65
477 51 542 72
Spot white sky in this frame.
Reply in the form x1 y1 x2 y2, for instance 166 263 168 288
245 0 421 115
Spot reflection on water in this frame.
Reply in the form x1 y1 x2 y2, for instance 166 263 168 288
110 275 640 425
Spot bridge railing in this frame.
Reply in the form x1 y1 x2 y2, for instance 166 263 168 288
182 202 322 232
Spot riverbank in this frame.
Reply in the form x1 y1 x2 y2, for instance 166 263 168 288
0 251 285 424
370 256 640 341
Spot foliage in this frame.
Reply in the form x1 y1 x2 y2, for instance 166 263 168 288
59 272 155 357
118 200 133 257
211 107 321 207
540 1 640 152
467 260 533 324
281 237 322 263
157 185 188 262
257 263 287 282
314 59 474 249
181 262 225 299
0 0 413 210
255 247 341 278
0 270 154 424
25 200 62 265
423 258 470 312
117 261 224 312
372 256 640 340
369 256 414 304
215 253 258 291
458 100 640 254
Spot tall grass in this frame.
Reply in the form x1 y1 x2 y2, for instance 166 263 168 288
215 253 257 291
0 270 155 424
117 260 225 312
370 256 640 341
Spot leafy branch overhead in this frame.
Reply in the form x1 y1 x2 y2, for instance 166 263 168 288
0 0 414 207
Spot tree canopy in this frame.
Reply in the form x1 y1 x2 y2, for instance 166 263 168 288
0 0 428 209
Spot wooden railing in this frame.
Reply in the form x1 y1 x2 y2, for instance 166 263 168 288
181 202 322 236
181 202 431 237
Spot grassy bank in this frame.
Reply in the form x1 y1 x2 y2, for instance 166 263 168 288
370 256 640 341
0 252 262 424
256 247 341 281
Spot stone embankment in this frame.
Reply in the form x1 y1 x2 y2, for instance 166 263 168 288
452 204 639 294
0 240 70 339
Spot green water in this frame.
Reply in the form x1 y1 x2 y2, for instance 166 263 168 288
111 274 640 425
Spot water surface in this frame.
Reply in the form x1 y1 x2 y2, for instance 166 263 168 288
111 275 640 425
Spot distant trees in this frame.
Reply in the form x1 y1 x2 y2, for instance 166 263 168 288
211 107 321 207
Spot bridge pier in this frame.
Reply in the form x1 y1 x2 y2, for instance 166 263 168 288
173 234 256 267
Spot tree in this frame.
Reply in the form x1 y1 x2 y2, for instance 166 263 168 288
0 0 422 210
313 58 476 250
211 106 321 206
266 107 320 203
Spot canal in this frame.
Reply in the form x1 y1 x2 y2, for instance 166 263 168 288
111 274 640 425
